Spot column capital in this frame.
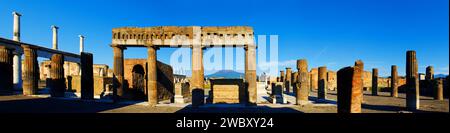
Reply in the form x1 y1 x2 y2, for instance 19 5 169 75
146 45 160 50
12 11 21 16
244 44 257 50
111 44 127 50
51 25 59 29
79 35 85 38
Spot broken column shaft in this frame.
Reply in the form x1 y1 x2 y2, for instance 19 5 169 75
50 54 65 97
372 68 378 96
391 65 398 97
81 52 94 100
0 46 14 93
337 62 363 113
406 50 420 110
22 46 38 95
318 66 327 100
296 59 309 105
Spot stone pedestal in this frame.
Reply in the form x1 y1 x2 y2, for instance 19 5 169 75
0 46 13 93
147 46 158 106
318 66 327 100
296 59 309 105
406 51 420 110
50 54 65 97
372 68 378 96
22 46 38 95
81 52 94 100
391 65 398 97
337 63 363 113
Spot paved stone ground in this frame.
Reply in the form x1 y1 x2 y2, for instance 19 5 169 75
0 85 448 113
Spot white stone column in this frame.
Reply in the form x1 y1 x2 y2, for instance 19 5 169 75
51 25 59 50
79 35 85 53
12 12 23 90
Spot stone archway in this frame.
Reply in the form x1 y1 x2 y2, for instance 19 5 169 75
132 64 146 99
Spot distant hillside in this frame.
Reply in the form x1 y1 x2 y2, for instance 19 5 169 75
205 70 244 79
435 74 448 78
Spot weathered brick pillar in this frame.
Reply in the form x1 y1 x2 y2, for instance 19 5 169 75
112 45 125 97
406 50 420 110
318 66 327 100
434 79 443 101
372 68 378 96
50 54 65 97
245 45 257 104
426 66 434 95
296 59 309 105
191 45 204 107
354 60 364 102
147 46 158 106
337 63 363 113
285 68 292 93
280 70 285 83
0 46 14 93
426 66 434 81
22 46 38 95
292 72 298 94
81 52 93 100
391 65 398 97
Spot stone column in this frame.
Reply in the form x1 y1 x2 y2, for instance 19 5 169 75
426 66 434 81
112 45 125 97
12 12 22 90
0 46 14 93
296 59 309 105
337 63 363 113
318 66 327 100
280 71 285 82
391 65 398 97
81 52 93 100
372 68 378 96
245 45 257 104
147 46 158 106
79 35 85 53
50 54 65 97
22 46 38 95
355 60 364 102
292 72 298 94
285 68 292 93
434 79 443 101
51 25 59 50
406 50 420 110
191 45 204 107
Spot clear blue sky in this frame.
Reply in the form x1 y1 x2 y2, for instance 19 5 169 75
1 0 448 77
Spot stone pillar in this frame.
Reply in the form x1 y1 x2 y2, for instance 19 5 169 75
318 66 327 100
22 46 38 95
354 60 364 102
406 50 420 110
79 35 85 53
191 45 204 107
51 25 59 50
434 79 443 100
372 68 378 96
285 68 292 93
280 71 285 82
337 62 363 113
147 46 158 106
81 52 94 100
112 45 125 97
426 66 434 81
245 45 257 104
292 72 298 94
12 12 22 90
50 54 65 97
0 46 14 93
391 65 398 97
296 59 309 105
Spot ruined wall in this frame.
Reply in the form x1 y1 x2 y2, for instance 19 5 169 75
67 75 112 96
123 58 174 101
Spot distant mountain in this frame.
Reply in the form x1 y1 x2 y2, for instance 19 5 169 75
205 70 244 79
435 74 448 78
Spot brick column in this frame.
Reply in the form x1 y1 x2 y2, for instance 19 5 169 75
81 52 93 100
337 62 363 113
285 68 292 93
191 45 204 107
318 66 327 100
22 46 38 95
245 45 257 105
391 65 398 97
112 45 125 98
406 50 420 110
0 46 14 93
147 46 158 106
50 54 65 97
296 59 309 105
434 79 443 101
372 68 378 96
